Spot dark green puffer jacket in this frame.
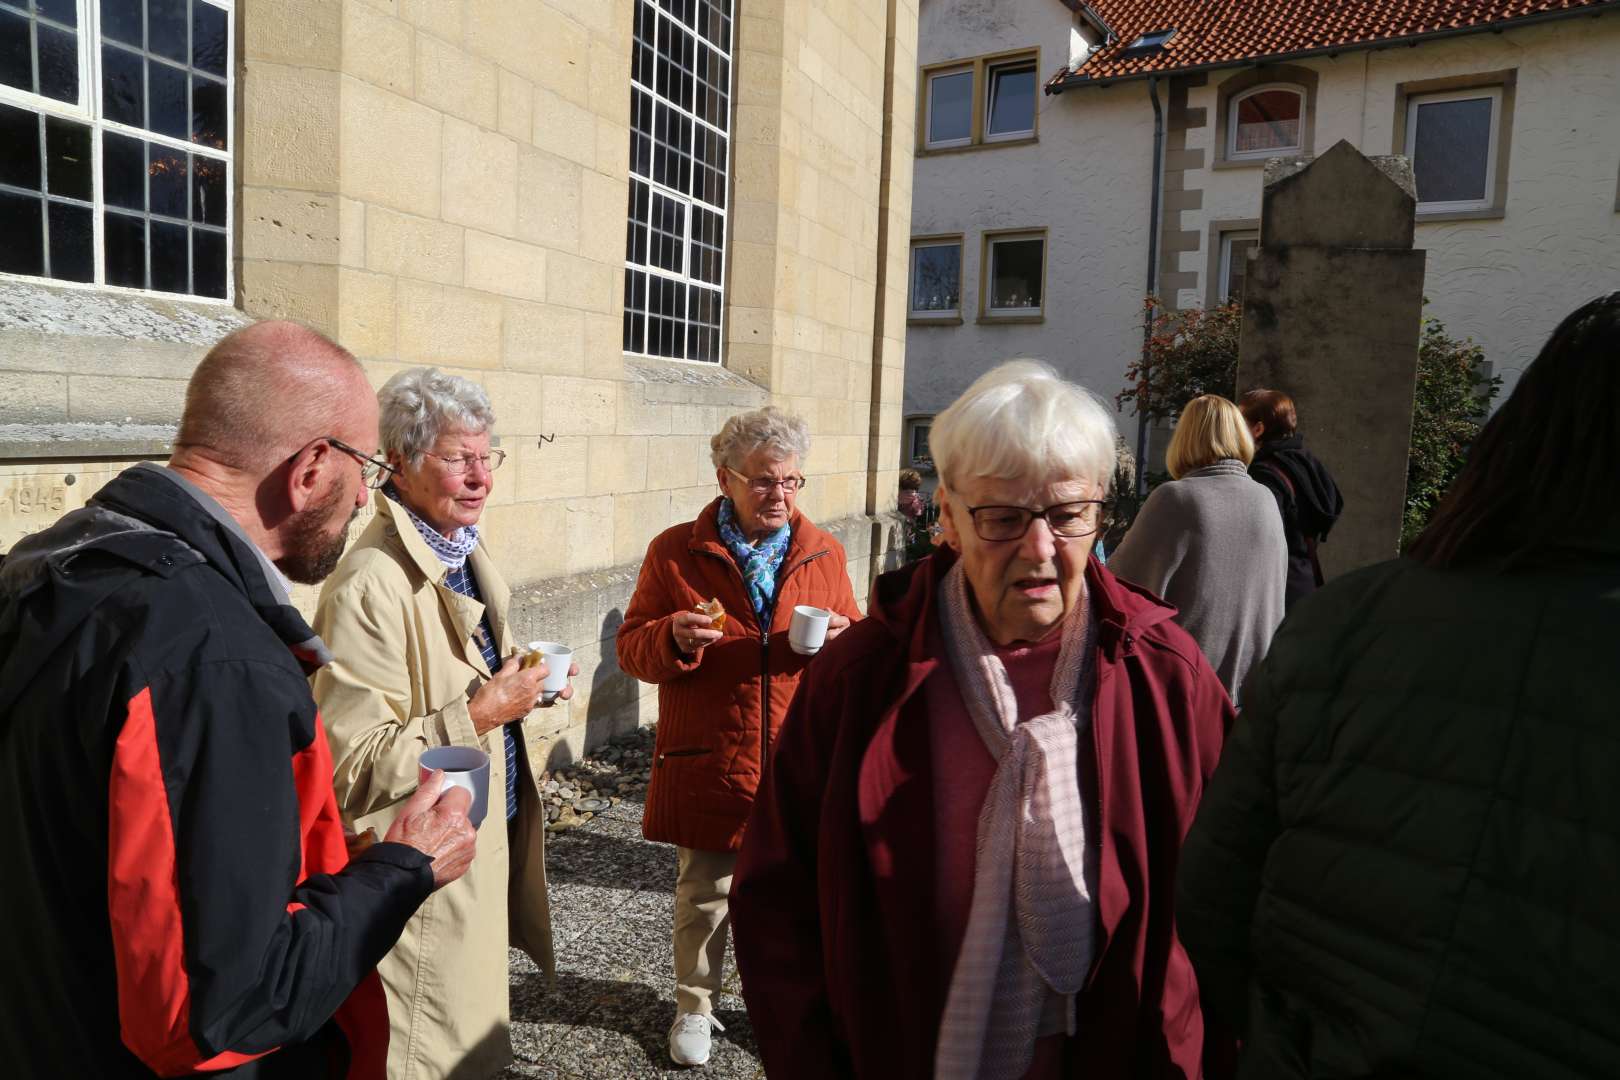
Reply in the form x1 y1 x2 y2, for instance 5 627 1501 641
1177 548 1620 1079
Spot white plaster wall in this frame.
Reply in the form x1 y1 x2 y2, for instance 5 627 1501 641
1182 18 1620 399
907 0 1156 429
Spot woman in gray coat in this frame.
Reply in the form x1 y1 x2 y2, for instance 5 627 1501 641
1109 394 1286 706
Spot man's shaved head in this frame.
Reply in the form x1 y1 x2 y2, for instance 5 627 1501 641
177 321 371 472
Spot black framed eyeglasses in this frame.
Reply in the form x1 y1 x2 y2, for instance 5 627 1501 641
964 500 1110 542
425 449 507 475
324 438 401 490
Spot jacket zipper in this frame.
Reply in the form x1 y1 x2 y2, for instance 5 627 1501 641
694 547 831 778
656 747 709 766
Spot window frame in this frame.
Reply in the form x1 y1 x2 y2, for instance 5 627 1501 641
1403 85 1503 215
978 228 1047 323
906 417 933 469
907 234 963 323
917 47 1039 155
983 57 1036 143
1226 83 1305 162
0 0 236 303
1217 229 1258 305
923 64 973 150
621 0 735 365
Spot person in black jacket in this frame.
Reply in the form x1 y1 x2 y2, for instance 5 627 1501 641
1237 388 1343 609
0 321 478 1079
1178 294 1620 1079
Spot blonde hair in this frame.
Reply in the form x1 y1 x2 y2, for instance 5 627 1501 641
1166 395 1255 479
930 360 1117 493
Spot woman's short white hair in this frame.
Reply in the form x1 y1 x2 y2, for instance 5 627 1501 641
931 360 1118 494
710 405 811 470
377 367 496 465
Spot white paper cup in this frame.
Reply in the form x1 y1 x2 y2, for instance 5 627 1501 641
789 605 831 655
528 640 573 704
418 746 490 828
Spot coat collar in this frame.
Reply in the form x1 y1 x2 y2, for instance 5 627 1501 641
686 496 836 569
373 491 511 675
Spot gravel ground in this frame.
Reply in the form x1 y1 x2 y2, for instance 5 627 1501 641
499 731 764 1080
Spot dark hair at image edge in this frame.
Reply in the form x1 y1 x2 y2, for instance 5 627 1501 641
1409 293 1620 570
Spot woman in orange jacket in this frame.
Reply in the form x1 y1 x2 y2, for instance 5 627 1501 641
617 405 861 1068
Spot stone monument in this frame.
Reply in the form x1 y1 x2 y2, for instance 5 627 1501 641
1236 139 1425 579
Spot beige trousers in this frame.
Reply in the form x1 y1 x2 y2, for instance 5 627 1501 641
673 846 738 1017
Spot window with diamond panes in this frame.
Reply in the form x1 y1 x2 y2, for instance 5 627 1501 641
623 0 732 363
0 0 232 299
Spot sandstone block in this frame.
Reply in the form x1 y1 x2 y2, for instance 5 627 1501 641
0 372 67 422
614 490 670 564
401 0 462 43
465 232 548 303
503 299 587 374
396 280 502 367
241 188 339 264
541 375 616 435
339 196 365 267
342 3 413 94
340 80 441 217
578 168 625 264
498 68 535 142
532 87 596 169
416 34 498 127
239 260 339 331
67 375 186 424
515 435 589 501
337 268 397 358
365 206 465 286
517 148 582 252
587 435 649 493
481 499 567 582
563 495 615 573
545 251 615 314
480 370 545 436
243 64 339 191
442 119 519 234
245 0 341 67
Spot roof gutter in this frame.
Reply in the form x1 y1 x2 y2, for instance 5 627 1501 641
1135 74 1164 500
1047 4 1614 93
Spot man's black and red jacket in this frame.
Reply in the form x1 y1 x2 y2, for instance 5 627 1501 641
0 464 435 1078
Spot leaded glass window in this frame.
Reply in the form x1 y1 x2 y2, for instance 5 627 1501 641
623 0 732 363
0 0 232 299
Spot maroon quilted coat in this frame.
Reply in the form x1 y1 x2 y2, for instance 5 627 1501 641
730 548 1237 1078
616 498 861 853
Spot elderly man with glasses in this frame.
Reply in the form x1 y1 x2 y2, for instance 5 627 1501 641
618 405 862 1067
729 362 1236 1079
312 367 577 1080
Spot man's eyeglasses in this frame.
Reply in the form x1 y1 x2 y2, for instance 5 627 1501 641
322 438 400 490
425 449 507 475
964 500 1110 542
725 466 807 495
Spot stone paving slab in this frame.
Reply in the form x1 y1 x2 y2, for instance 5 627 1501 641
500 794 762 1079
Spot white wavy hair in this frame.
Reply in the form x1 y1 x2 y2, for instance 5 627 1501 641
377 367 496 465
931 360 1118 494
710 405 811 470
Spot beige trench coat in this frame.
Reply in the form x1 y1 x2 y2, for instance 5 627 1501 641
312 493 554 1080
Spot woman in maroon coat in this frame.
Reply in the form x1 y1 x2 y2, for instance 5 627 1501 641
731 361 1235 1079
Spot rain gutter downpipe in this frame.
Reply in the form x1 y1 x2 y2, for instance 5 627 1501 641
1137 74 1164 500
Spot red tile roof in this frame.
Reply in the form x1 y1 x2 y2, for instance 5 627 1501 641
1051 0 1619 87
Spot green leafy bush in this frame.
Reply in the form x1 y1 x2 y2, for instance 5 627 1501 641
1403 313 1501 548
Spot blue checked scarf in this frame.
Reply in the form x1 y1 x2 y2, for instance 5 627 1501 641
717 498 791 622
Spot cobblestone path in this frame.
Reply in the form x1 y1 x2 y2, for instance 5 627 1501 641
499 792 764 1079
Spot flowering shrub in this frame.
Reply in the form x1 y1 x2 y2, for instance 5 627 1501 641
1116 297 1242 424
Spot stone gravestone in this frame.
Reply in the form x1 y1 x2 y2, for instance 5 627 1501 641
1236 139 1425 579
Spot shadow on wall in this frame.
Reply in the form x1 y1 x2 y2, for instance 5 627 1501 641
544 607 639 772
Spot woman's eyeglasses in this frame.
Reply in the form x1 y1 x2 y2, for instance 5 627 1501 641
725 466 807 495
425 449 508 475
964 500 1110 542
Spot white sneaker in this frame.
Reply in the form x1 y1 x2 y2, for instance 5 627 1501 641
668 1011 724 1066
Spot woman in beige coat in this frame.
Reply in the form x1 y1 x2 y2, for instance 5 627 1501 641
313 368 574 1079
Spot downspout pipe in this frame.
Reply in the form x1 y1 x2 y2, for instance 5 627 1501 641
1136 74 1164 500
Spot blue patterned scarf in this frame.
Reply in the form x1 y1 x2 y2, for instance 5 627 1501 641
717 498 791 620
384 485 480 570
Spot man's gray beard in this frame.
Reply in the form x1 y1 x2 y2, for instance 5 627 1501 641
281 491 361 585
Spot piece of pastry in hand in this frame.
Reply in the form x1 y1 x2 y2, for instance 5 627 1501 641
695 597 726 632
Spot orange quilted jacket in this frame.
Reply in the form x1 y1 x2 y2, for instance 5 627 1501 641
616 498 862 852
